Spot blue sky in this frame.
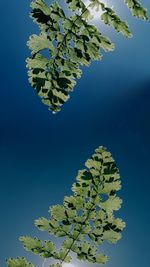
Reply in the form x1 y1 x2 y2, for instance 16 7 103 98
0 1 150 267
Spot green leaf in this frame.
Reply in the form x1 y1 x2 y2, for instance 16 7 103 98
100 196 122 212
101 7 132 37
49 264 61 267
62 238 73 249
27 33 54 55
125 0 148 20
34 217 51 231
112 218 126 231
50 205 66 220
19 236 42 253
42 240 55 257
95 253 108 264
6 257 35 267
103 229 122 243
26 54 49 69
80 240 91 253
54 248 72 262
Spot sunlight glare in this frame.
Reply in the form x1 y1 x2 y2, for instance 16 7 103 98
84 0 104 20
62 264 76 267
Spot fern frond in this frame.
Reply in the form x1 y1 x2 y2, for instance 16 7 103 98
7 147 125 267
27 0 148 113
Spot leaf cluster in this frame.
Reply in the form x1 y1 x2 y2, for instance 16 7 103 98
27 0 115 113
7 147 125 267
27 0 148 113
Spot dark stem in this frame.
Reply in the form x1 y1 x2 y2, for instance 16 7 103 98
52 4 90 68
59 189 99 267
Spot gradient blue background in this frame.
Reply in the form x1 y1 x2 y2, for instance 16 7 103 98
0 0 150 266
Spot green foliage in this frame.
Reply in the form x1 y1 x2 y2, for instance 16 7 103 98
27 0 148 113
6 257 35 267
125 0 148 19
7 147 125 267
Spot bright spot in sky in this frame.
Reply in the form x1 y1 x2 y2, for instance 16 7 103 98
84 0 104 20
62 263 76 267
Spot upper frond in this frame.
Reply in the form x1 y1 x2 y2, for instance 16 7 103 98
26 0 148 113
